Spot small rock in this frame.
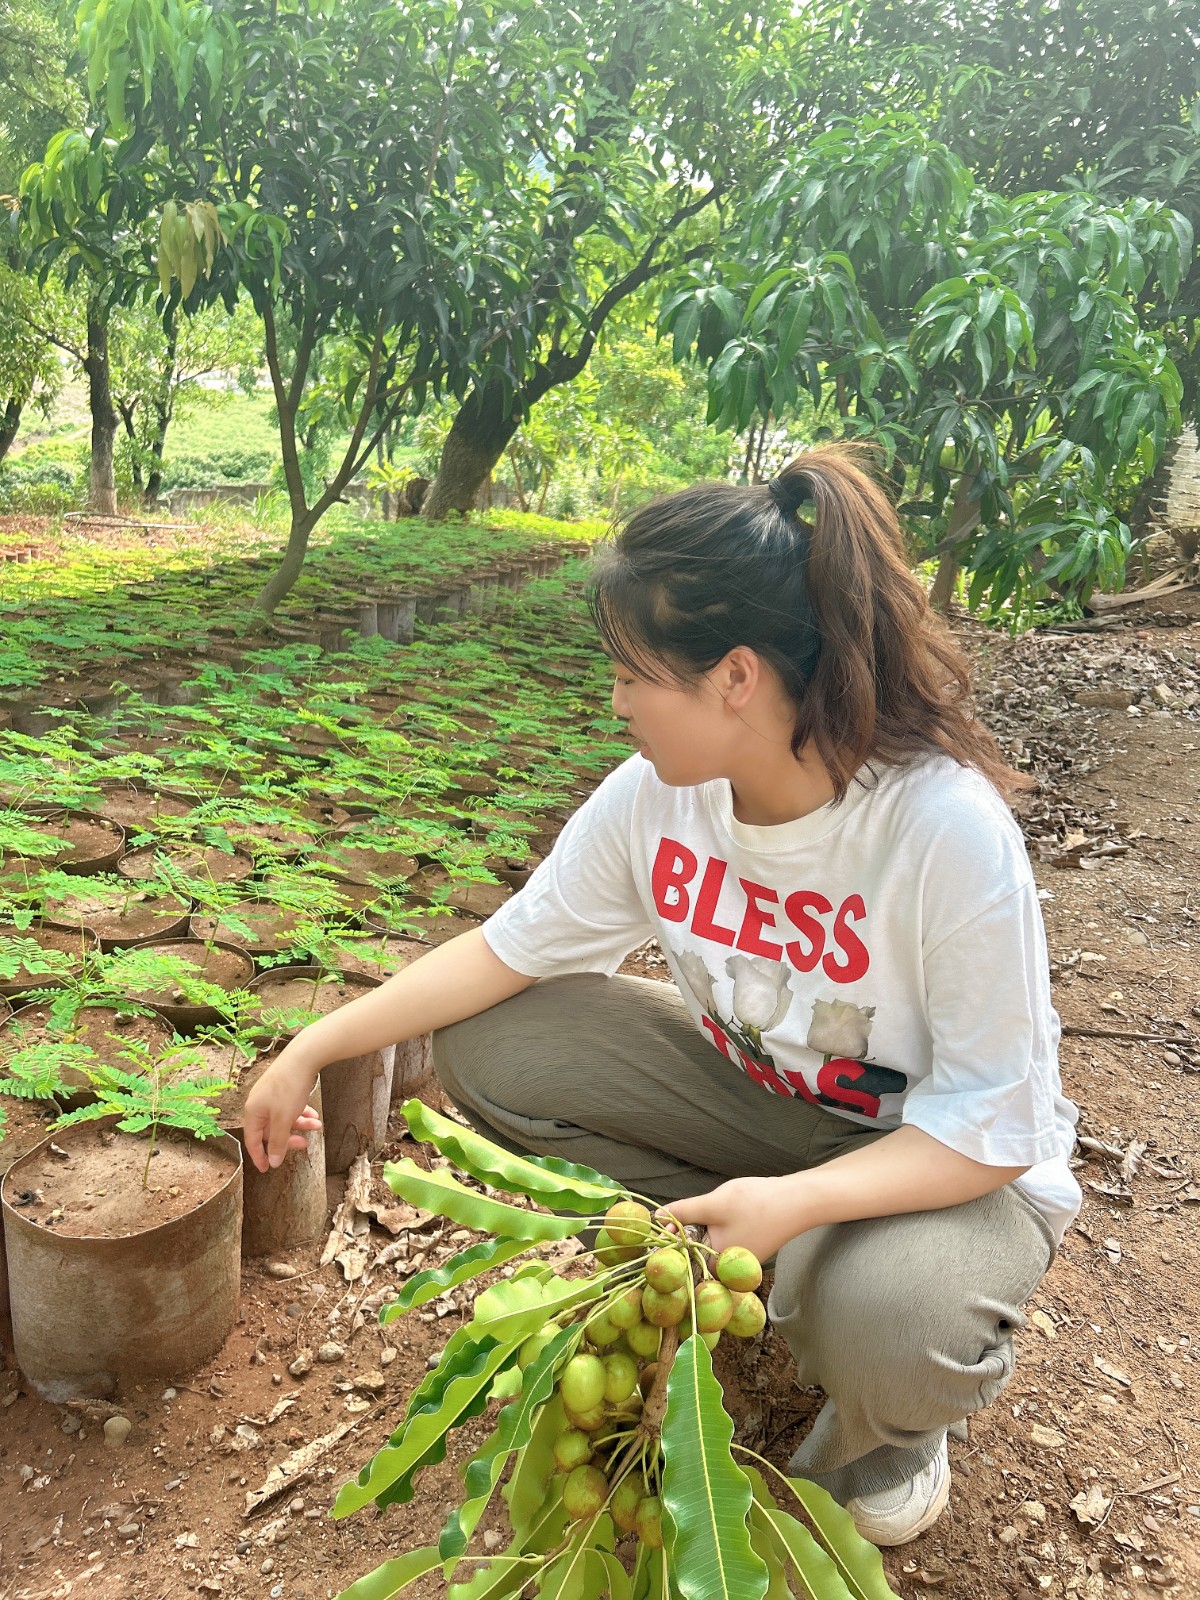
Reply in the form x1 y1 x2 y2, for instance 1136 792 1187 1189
1030 1424 1066 1450
210 1425 227 1445
1152 683 1173 706
117 1522 140 1537
483 1529 505 1552
1076 686 1135 710
290 1496 306 1514
62 1413 82 1433
317 1341 345 1364
272 1373 283 1386
19 1464 34 1484
289 1351 313 1378
103 1415 132 1449
1016 1500 1047 1524
235 1542 251 1556
271 1587 284 1599
1 1391 19 1407
165 1476 183 1490
266 1261 300 1280
260 1557 275 1574
198 1582 222 1595
379 1346 398 1367
353 1370 386 1393
425 1352 441 1370
175 1532 199 1549
999 1525 1020 1545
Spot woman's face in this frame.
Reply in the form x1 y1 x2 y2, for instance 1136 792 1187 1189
610 662 731 786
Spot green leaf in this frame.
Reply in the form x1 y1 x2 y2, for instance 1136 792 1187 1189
504 1393 567 1539
401 1100 621 1213
661 1336 769 1600
383 1237 535 1320
471 1272 596 1346
762 1508 857 1600
440 1325 578 1570
449 1555 544 1600
782 1476 900 1600
333 1545 443 1600
382 1158 587 1241
332 1332 514 1517
746 1504 799 1600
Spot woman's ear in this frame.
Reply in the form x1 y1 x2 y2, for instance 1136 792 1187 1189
715 646 761 709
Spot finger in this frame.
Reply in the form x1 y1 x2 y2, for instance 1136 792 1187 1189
242 1115 270 1175
266 1113 292 1170
285 1133 311 1153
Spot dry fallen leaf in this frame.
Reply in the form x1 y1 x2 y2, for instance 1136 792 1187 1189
1070 1484 1112 1526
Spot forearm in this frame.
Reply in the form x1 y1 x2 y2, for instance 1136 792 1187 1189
670 1124 1029 1262
275 927 535 1087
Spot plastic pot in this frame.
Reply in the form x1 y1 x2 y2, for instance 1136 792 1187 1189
218 1057 327 1255
1 1117 242 1400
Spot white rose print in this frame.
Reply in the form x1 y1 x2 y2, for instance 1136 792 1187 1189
806 998 876 1061
675 947 718 1015
725 953 793 1033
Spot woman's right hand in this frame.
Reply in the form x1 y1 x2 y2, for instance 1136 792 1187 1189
242 1049 323 1174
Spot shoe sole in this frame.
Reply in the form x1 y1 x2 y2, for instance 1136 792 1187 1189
849 1464 951 1548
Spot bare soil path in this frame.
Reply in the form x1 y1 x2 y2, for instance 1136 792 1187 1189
1 599 1198 1600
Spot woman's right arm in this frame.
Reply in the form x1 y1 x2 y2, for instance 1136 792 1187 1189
241 926 535 1172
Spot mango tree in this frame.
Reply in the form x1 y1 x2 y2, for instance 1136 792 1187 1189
661 118 1190 616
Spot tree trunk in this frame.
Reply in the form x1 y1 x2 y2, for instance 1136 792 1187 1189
117 400 144 495
144 315 178 506
254 510 319 615
83 291 118 516
929 472 982 614
423 382 524 519
0 396 23 468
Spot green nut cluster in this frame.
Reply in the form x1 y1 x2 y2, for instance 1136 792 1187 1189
535 1200 767 1545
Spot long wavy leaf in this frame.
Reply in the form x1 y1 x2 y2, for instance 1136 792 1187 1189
661 1336 769 1600
536 1516 615 1599
471 1270 598 1345
745 1504 796 1600
382 1237 535 1321
448 1555 543 1600
440 1325 579 1570
333 1545 442 1600
383 1158 585 1240
783 1476 900 1600
763 1508 857 1600
333 1334 513 1517
503 1394 567 1540
402 1099 622 1213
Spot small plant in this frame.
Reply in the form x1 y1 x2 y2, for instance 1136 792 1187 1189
334 1101 901 1600
0 1039 90 1139
53 1037 232 1188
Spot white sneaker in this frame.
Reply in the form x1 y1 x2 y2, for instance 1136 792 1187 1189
844 1435 950 1546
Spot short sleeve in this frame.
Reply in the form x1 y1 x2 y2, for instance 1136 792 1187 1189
901 882 1065 1168
482 757 655 978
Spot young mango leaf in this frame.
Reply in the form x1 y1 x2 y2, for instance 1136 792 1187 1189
746 1505 795 1600
333 1335 514 1518
782 1476 900 1600
661 1335 769 1600
630 1543 661 1600
762 1507 857 1600
471 1270 596 1346
383 1158 586 1241
401 1098 622 1214
536 1515 616 1600
333 1545 443 1600
382 1237 535 1321
448 1554 543 1600
440 1325 578 1571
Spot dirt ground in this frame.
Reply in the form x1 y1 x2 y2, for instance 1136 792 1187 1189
1 594 1198 1600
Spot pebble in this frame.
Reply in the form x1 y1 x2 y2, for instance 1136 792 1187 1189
1016 1500 1047 1524
483 1529 505 1551
261 1557 275 1574
62 1414 81 1433
271 1587 284 1599
425 1352 441 1370
117 1521 140 1536
103 1415 132 1449
379 1347 398 1367
289 1351 313 1378
999 1525 1021 1545
317 1342 345 1364
267 1261 300 1280
290 1497 306 1514
162 1387 177 1402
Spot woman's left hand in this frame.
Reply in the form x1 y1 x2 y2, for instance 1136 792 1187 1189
663 1175 810 1263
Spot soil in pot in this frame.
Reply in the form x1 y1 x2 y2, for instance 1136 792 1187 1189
1 1002 176 1094
118 843 256 887
91 784 193 835
1 1120 242 1399
325 933 427 981
43 880 191 951
216 1056 327 1255
409 865 513 919
190 901 311 960
1 811 126 875
0 920 101 997
304 840 418 886
124 937 255 1031
364 900 477 946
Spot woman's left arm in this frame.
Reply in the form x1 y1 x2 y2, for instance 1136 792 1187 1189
668 1126 1028 1262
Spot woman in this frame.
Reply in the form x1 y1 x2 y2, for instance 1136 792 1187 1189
244 446 1079 1546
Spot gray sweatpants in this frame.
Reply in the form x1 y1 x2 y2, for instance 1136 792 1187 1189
433 972 1055 1502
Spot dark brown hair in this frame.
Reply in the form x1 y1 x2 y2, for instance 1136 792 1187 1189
587 444 1028 801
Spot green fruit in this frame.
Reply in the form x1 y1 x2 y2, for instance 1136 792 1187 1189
625 1319 661 1359
564 1401 607 1432
560 1353 606 1413
642 1284 688 1327
695 1280 734 1333
608 1285 643 1331
517 1323 559 1370
593 1227 630 1268
563 1464 608 1521
553 1428 594 1472
602 1351 639 1405
636 1495 664 1548
604 1199 654 1250
716 1245 763 1293
611 1474 645 1533
644 1247 689 1293
702 1329 721 1351
726 1290 767 1338
587 1311 623 1348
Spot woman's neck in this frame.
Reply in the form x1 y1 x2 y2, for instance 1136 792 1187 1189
728 742 838 826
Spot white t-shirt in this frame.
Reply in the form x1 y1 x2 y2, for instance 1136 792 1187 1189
482 753 1081 1245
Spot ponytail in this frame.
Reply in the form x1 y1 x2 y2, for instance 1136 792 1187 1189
588 444 1027 800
